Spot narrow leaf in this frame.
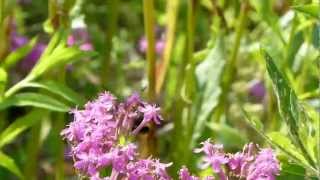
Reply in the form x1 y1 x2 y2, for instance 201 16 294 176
2 37 37 69
293 4 320 19
0 151 23 179
21 81 85 105
0 92 69 112
191 38 225 147
267 132 308 165
0 109 47 148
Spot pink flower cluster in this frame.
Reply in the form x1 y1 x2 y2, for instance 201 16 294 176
180 139 280 180
61 92 169 180
61 92 280 180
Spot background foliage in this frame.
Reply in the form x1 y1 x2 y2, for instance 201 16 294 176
0 0 319 179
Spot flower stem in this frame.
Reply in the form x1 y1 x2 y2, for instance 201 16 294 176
156 0 179 95
0 0 7 60
24 123 41 180
140 0 157 158
54 70 66 180
101 0 119 88
143 0 156 101
0 0 4 26
214 0 248 121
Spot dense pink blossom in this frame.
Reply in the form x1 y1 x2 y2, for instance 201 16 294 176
127 159 172 180
62 92 279 180
61 92 169 179
247 149 280 180
179 166 199 180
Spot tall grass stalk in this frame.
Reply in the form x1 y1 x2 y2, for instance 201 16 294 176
54 70 67 180
0 0 7 60
156 0 179 95
101 0 119 88
214 0 248 121
24 123 41 180
141 0 157 157
143 0 156 101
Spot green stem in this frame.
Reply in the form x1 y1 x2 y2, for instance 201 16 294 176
4 75 34 98
187 0 196 67
143 0 156 101
54 113 65 180
0 0 4 25
54 70 66 180
24 123 41 180
101 0 119 88
0 0 7 60
318 58 320 178
214 0 248 121
156 0 179 94
170 1 198 175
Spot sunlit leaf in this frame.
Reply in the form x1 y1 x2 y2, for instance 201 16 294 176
263 50 317 169
0 67 7 96
293 4 320 19
263 50 300 138
0 151 23 179
278 163 306 180
21 81 85 105
0 92 69 112
2 37 37 69
268 132 308 165
191 37 225 147
0 109 47 148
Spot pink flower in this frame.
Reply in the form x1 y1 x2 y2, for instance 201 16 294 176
179 166 199 180
194 139 228 180
127 159 172 180
132 104 163 134
247 149 280 180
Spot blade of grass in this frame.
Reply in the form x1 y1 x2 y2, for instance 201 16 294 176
141 0 157 157
24 123 41 180
263 50 317 169
143 0 156 101
214 0 248 121
101 0 119 88
156 0 179 95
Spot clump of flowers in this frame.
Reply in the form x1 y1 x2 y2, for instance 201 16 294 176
61 92 280 180
61 92 171 180
179 139 280 180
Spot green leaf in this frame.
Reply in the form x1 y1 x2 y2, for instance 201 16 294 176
286 31 303 68
0 151 23 179
191 38 225 147
0 109 47 148
241 106 264 132
267 132 308 165
0 92 69 112
1 37 37 69
250 0 285 43
278 163 306 180
29 45 88 80
263 50 317 169
25 30 94 81
0 67 7 96
293 4 320 19
263 50 300 138
21 81 85 105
